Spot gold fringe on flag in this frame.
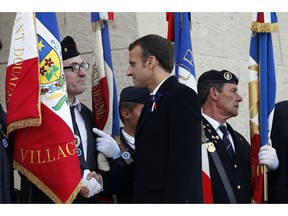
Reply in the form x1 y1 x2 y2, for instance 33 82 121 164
91 20 115 32
7 118 41 137
14 160 81 203
251 21 278 33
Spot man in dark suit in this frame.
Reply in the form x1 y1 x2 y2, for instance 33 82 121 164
197 69 279 203
20 36 106 203
268 100 288 203
127 34 203 203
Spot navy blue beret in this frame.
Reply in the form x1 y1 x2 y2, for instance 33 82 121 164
120 86 150 104
61 36 80 60
198 69 238 85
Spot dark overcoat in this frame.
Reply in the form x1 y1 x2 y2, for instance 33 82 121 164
134 76 203 203
269 101 288 203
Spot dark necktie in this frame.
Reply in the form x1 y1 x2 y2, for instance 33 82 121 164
219 125 235 160
70 106 87 167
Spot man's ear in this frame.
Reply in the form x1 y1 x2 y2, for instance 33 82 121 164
209 86 219 100
120 108 130 120
147 55 157 69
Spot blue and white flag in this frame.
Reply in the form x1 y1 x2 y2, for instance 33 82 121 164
167 12 197 93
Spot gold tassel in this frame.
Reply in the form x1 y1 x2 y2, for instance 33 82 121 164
251 21 278 33
7 118 41 137
91 20 116 32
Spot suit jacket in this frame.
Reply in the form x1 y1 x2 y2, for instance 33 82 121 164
268 101 288 203
20 103 98 203
0 104 13 203
202 117 251 203
134 76 203 203
100 128 135 203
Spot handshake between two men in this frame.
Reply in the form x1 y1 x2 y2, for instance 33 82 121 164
79 128 121 198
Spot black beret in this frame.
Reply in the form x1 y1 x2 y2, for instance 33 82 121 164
119 86 150 104
61 36 80 60
198 69 238 85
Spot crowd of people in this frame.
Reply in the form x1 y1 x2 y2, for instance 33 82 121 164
0 34 287 204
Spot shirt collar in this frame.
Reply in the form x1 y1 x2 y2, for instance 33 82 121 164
202 113 227 131
121 129 135 149
70 97 82 112
151 76 171 95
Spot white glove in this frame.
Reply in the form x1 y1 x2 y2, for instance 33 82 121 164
93 128 121 159
258 145 279 171
82 169 103 198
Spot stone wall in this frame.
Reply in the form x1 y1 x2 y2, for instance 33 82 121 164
1 12 288 144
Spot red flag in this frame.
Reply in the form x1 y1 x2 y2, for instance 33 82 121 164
6 12 81 203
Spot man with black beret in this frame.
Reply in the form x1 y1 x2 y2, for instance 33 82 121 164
198 69 279 203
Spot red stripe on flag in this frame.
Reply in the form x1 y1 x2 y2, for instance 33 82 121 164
6 57 40 133
257 12 264 23
166 12 174 42
202 171 214 203
107 12 114 21
92 77 110 131
251 133 264 203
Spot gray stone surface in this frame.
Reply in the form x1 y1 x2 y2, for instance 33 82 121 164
1 12 288 144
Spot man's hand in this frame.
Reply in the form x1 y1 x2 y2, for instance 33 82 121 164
81 170 103 198
93 128 121 159
86 171 102 184
258 145 279 171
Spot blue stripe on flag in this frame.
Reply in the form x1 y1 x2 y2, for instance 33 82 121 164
91 12 101 22
249 31 276 147
173 12 197 91
101 21 120 136
259 33 276 146
36 13 60 41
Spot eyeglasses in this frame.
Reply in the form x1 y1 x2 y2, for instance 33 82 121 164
63 62 89 73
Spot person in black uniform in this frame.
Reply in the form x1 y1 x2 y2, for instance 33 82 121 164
268 100 288 203
20 36 106 203
110 86 149 203
127 34 203 203
197 69 279 203
91 86 149 203
0 38 14 203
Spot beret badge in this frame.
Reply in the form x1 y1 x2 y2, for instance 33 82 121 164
223 71 232 81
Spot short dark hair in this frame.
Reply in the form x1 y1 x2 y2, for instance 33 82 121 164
129 34 175 73
197 82 225 106
197 69 239 106
119 101 138 123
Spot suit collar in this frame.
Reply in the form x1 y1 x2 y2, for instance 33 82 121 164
135 76 177 140
202 116 244 161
